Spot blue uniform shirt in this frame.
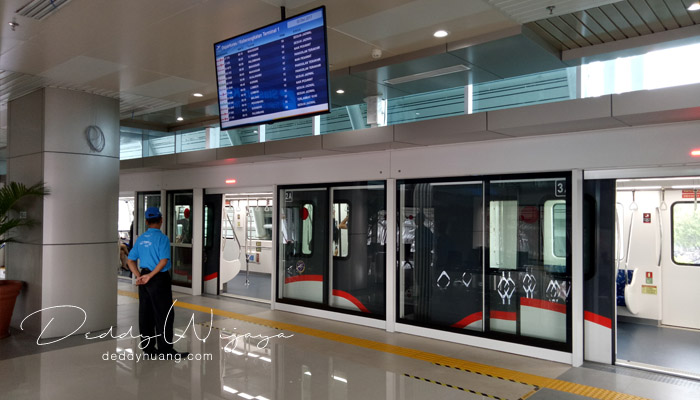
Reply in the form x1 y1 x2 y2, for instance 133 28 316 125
128 228 171 272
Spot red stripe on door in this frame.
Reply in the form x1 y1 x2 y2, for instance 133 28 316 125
584 311 612 329
204 272 218 281
332 290 370 313
490 310 517 321
451 312 483 329
284 274 324 284
521 298 567 314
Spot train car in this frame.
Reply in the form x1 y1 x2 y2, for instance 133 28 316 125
583 176 700 378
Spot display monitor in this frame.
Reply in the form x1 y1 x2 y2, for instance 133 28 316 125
214 7 330 130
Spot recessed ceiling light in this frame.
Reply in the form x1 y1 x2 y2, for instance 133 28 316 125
177 117 184 121
688 2 700 11
336 89 345 94
193 93 203 97
433 30 448 38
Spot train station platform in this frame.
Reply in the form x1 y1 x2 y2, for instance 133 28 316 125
1 283 698 400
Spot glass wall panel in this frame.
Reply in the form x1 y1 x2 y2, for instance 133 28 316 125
176 128 207 153
487 178 569 343
265 117 313 141
398 181 483 331
330 184 386 316
119 128 143 160
143 131 175 157
168 191 194 288
219 126 259 147
278 187 328 304
397 174 571 350
388 87 465 125
136 192 161 236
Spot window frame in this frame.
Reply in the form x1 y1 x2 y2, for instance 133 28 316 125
671 201 700 267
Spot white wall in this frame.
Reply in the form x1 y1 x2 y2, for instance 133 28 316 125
121 120 700 191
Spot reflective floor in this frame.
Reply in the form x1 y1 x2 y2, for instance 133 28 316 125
223 272 271 302
2 284 700 400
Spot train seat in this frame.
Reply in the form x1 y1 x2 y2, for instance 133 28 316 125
616 269 641 314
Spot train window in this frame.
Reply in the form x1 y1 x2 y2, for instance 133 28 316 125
301 203 314 255
489 200 518 270
671 202 700 266
333 202 350 258
248 206 273 240
136 192 161 236
544 200 567 267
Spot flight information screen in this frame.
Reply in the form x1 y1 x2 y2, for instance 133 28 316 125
214 7 330 130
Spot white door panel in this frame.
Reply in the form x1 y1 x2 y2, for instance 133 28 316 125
662 190 700 329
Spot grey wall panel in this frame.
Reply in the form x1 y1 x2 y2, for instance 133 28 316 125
40 243 117 337
394 113 505 145
7 153 44 245
322 126 396 152
7 243 43 335
216 142 284 163
44 88 121 158
612 82 700 126
8 89 44 158
120 158 144 170
177 148 216 165
487 96 627 136
265 135 342 158
43 153 119 245
142 154 177 169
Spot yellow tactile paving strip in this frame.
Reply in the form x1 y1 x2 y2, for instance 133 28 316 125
118 290 649 400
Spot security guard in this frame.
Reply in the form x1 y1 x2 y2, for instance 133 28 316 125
127 207 188 358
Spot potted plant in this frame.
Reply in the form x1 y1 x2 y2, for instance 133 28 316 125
0 182 49 339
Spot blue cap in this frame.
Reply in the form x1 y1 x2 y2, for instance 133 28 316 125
145 207 162 219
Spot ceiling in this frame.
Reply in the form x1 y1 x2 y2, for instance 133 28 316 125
1 0 699 141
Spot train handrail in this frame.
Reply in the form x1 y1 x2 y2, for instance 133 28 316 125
615 203 624 276
656 207 662 267
223 204 242 255
624 209 636 285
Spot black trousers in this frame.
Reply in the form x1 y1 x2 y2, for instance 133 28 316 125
138 269 174 352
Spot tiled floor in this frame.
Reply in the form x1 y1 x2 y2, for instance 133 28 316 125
1 282 699 400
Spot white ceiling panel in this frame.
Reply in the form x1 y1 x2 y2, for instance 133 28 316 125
259 0 320 9
487 0 623 23
335 0 500 43
125 76 206 99
40 56 124 84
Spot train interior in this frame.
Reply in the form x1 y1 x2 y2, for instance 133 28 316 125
615 176 700 379
217 193 273 303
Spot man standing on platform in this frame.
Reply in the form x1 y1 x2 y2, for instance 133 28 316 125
127 207 188 359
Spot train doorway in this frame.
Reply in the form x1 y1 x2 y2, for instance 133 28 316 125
117 196 135 280
216 193 273 303
614 176 700 379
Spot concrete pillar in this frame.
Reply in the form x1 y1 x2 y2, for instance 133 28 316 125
7 87 119 338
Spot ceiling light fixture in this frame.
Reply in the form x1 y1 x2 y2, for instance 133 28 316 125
336 89 345 94
691 149 700 156
688 2 700 11
433 30 448 38
384 64 470 85
193 93 203 97
176 116 184 121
